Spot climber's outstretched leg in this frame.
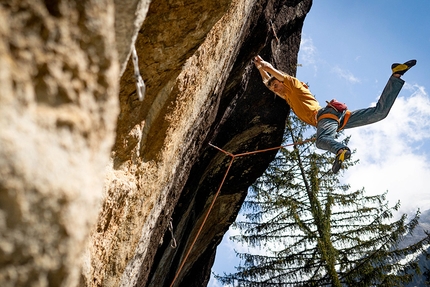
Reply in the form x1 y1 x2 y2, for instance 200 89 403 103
316 59 416 174
343 60 416 129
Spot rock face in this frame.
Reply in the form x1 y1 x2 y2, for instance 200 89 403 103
0 0 311 286
0 1 119 286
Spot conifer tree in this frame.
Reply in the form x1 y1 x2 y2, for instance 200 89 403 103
216 115 430 287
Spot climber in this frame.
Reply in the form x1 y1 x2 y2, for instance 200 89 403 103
253 55 416 173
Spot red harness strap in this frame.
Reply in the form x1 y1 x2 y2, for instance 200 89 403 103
317 110 351 131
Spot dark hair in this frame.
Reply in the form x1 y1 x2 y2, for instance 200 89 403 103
266 76 279 87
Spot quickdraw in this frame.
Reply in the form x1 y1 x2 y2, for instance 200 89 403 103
132 45 146 101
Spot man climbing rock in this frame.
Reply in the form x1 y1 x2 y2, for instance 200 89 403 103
253 55 416 173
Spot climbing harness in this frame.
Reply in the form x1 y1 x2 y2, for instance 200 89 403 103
317 111 351 131
168 218 177 249
317 99 351 131
132 45 146 101
169 138 315 287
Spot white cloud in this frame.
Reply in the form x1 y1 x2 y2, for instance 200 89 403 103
331 66 361 84
343 83 430 215
299 36 318 75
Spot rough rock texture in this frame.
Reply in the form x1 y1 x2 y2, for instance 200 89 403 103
146 1 313 286
0 0 311 286
113 0 151 75
0 1 119 286
88 0 312 286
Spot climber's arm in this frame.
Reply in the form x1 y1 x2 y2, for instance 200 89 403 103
253 55 285 84
254 56 271 82
257 64 271 83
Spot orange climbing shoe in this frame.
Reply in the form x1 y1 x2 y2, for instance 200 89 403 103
332 148 351 174
391 60 416 76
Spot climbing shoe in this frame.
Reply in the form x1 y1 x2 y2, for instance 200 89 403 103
332 148 351 174
391 59 417 76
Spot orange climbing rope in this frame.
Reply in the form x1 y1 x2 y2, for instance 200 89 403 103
169 138 315 287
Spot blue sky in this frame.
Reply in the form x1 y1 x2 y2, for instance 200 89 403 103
210 1 430 286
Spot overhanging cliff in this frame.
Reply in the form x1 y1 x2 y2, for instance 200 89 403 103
89 0 312 286
0 0 312 286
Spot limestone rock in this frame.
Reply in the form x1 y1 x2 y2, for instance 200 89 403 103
0 0 311 286
88 0 311 286
0 0 118 286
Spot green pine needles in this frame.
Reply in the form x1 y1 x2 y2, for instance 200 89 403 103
216 115 430 287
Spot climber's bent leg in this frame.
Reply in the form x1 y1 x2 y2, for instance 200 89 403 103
316 118 348 154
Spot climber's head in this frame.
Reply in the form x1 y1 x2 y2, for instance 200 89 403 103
266 76 285 95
